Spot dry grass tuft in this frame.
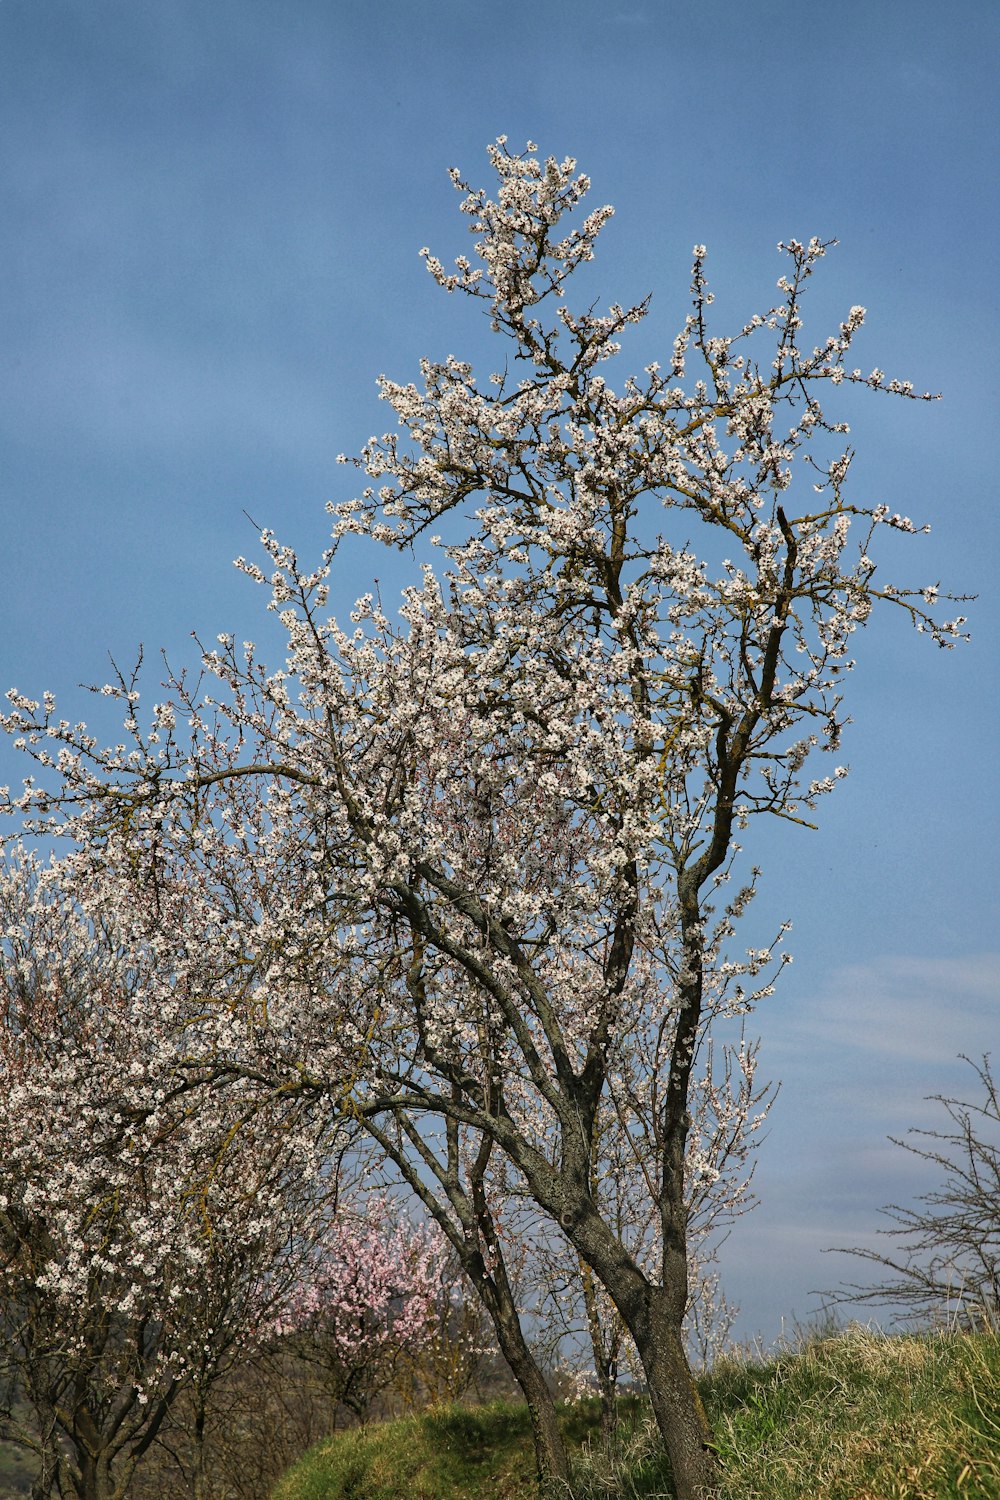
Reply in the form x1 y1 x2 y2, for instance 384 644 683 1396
707 1324 1000 1500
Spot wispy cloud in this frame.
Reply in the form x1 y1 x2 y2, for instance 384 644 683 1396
722 951 1000 1343
773 952 999 1070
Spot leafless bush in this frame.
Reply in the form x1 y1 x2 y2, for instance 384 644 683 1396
831 1054 1000 1330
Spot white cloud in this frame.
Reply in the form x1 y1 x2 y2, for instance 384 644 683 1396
771 952 1000 1068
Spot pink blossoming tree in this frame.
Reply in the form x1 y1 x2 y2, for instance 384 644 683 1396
276 1196 447 1421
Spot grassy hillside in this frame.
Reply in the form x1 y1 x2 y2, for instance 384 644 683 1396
271 1327 1000 1500
0 1440 34 1500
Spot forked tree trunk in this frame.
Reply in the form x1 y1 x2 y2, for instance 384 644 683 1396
73 1443 112 1500
543 1197 719 1500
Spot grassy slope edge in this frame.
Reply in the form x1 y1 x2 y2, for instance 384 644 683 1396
271 1328 1000 1500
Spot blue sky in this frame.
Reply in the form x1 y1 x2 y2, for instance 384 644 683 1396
1 0 997 1348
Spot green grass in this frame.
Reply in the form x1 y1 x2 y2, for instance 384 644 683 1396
270 1327 1000 1500
269 1399 546 1500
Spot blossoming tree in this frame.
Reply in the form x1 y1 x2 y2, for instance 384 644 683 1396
1 141 964 1498
276 1196 447 1421
0 853 333 1500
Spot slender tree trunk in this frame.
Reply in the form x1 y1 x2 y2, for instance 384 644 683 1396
25 1408 62 1500
191 1395 207 1500
580 1257 619 1448
363 1115 572 1494
486 1294 570 1495
464 1237 571 1494
30 1443 60 1500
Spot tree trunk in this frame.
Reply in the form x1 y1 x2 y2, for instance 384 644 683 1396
367 1112 572 1495
496 1318 569 1495
538 1195 718 1500
192 1395 207 1500
585 1259 718 1498
465 1248 571 1494
30 1443 60 1500
639 1289 719 1500
580 1257 619 1448
74 1443 113 1500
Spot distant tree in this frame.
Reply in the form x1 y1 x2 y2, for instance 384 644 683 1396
275 1196 447 1422
832 1055 1000 1331
1 140 965 1497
